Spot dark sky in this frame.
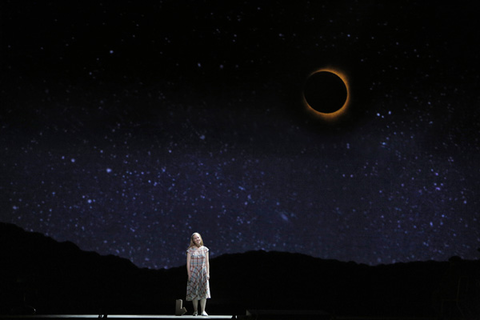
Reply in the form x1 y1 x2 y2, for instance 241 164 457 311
1 0 479 269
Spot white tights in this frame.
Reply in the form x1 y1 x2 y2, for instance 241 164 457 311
192 298 207 314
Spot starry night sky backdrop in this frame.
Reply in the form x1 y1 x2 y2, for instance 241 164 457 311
1 0 479 269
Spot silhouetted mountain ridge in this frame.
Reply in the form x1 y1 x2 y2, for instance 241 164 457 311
1 222 478 318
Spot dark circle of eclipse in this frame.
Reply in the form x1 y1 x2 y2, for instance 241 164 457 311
303 71 348 114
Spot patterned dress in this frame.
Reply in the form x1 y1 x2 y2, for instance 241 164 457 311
186 246 211 301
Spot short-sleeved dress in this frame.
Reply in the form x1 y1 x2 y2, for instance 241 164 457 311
186 246 211 301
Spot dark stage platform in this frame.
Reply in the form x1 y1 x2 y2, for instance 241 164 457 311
0 311 439 320
0 316 234 320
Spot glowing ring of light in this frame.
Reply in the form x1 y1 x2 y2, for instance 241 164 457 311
302 68 350 122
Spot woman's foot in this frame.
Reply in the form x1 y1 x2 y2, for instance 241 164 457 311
193 311 198 316
201 311 208 316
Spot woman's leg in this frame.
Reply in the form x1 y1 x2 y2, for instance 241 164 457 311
200 298 207 314
192 299 198 315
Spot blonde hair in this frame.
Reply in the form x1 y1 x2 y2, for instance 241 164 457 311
188 232 204 248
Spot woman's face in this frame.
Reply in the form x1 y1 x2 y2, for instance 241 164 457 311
192 233 202 246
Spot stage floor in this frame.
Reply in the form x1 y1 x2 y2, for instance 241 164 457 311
0 315 234 320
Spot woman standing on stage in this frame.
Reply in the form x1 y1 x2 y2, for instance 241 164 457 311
186 232 211 316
